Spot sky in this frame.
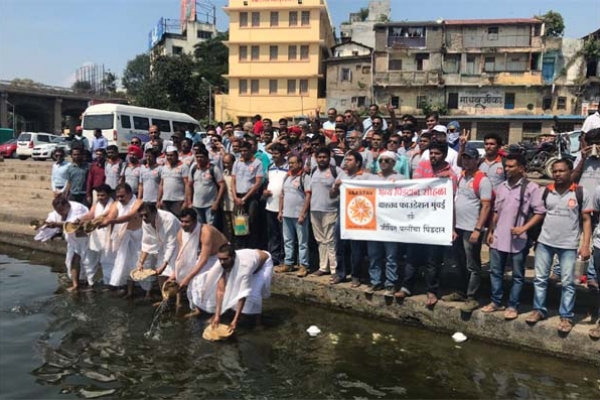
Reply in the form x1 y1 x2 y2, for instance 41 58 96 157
0 0 598 87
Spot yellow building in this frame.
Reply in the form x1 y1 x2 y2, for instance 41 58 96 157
216 0 335 123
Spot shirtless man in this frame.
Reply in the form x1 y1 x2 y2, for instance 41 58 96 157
210 243 274 333
100 183 143 298
171 208 229 318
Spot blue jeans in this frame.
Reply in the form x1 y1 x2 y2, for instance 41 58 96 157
401 244 445 295
282 216 309 267
367 241 398 288
489 248 526 310
553 249 597 281
194 206 214 225
334 217 366 280
533 243 577 319
593 247 600 317
453 228 483 298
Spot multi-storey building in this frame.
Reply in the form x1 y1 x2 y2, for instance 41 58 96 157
215 0 336 122
339 0 390 49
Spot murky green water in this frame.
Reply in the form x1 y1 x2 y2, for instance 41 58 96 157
1 245 599 399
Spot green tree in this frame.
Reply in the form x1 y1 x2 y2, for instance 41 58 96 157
537 10 564 37
122 54 151 99
72 80 93 93
194 31 229 92
102 71 118 94
358 7 369 21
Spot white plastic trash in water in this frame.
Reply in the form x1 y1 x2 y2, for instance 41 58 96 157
452 332 467 343
306 325 321 337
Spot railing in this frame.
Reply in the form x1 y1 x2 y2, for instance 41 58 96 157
0 80 125 99
374 71 441 86
387 36 426 48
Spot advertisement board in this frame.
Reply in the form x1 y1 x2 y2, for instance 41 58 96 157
180 0 196 30
458 89 504 108
148 17 165 51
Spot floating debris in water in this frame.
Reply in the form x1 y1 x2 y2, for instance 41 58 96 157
80 369 116 383
79 388 117 399
328 333 339 345
452 332 467 343
306 325 321 337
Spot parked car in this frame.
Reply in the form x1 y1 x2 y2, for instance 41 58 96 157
16 132 58 159
0 139 18 158
32 137 71 161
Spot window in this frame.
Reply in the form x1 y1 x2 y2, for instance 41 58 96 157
133 116 150 131
484 56 495 72
172 46 183 55
301 11 310 26
352 51 359 56
447 93 459 109
391 96 400 108
362 66 371 74
121 115 131 129
299 79 308 95
444 55 460 74
269 80 278 94
416 95 427 108
287 79 296 94
341 68 351 82
173 121 198 133
239 12 248 27
557 96 567 110
300 45 309 60
269 46 278 61
83 114 113 130
251 12 260 27
351 96 366 107
466 55 477 75
522 122 542 136
289 11 298 26
288 45 297 60
504 93 515 110
152 118 171 133
197 30 212 39
239 79 248 95
270 12 279 27
542 97 552 110
239 45 248 61
416 54 429 71
388 59 402 70
251 45 259 61
488 26 499 40
251 79 259 94
38 135 51 143
531 53 541 71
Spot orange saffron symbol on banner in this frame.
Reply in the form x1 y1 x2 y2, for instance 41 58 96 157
345 188 377 230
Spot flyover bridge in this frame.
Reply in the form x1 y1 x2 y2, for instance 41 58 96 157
0 81 126 135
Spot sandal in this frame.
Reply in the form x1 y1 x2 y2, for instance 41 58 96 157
504 308 518 320
426 292 438 308
589 325 600 340
525 310 545 325
557 318 573 334
481 302 505 313
330 275 345 285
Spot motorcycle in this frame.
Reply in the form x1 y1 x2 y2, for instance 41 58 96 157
527 132 574 178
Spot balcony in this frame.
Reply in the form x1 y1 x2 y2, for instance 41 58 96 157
374 70 441 86
387 36 426 48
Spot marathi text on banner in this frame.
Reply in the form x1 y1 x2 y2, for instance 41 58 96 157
340 178 454 246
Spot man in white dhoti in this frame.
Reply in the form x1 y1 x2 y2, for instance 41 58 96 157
136 202 181 299
210 243 274 333
170 208 228 317
100 183 143 298
77 184 116 288
35 196 90 292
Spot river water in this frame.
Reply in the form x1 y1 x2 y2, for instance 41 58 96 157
1 245 599 399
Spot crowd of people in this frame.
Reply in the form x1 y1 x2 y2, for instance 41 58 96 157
40 105 600 339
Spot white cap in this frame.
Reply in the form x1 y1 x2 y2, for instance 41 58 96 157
379 150 397 162
432 125 448 134
165 145 178 153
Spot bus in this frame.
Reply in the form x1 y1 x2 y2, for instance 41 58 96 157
81 104 200 154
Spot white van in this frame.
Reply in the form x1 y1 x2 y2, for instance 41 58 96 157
16 132 59 159
81 104 200 154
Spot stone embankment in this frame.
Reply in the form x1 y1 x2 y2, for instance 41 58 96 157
0 158 598 365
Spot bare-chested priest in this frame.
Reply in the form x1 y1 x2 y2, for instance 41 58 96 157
171 208 229 317
100 183 143 298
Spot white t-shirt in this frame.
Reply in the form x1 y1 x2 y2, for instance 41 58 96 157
582 112 600 133
265 163 289 212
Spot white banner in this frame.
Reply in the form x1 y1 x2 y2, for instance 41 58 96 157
340 178 453 246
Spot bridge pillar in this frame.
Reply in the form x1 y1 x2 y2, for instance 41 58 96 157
53 98 62 135
0 93 7 129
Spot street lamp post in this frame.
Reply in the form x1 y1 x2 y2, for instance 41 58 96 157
201 77 213 126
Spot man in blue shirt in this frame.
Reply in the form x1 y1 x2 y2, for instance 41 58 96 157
91 129 108 157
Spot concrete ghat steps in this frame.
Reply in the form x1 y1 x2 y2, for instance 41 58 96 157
272 273 600 365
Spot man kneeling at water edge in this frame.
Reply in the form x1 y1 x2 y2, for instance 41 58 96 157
208 243 274 333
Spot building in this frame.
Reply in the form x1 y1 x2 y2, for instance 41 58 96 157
148 1 217 58
325 41 373 111
339 0 390 49
371 17 593 141
580 28 600 115
215 0 336 122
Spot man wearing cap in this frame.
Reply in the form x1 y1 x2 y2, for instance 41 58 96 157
91 128 108 157
366 151 405 296
121 145 143 196
420 125 460 175
171 131 184 153
73 126 90 152
158 146 190 216
442 146 492 312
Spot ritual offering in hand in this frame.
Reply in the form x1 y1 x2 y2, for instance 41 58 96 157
130 269 157 281
202 323 234 341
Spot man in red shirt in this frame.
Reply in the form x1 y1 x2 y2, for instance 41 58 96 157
86 148 107 204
